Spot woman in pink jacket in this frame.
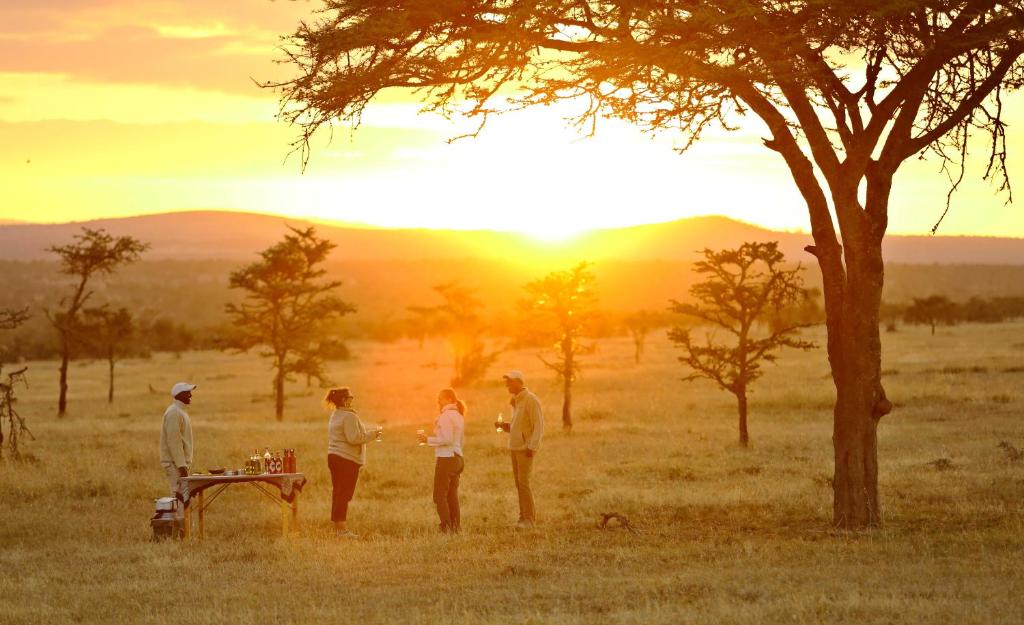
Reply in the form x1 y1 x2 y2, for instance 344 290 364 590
418 388 466 533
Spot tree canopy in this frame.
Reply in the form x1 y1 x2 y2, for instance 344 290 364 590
272 1 1022 210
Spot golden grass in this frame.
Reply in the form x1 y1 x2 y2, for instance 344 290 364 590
2 323 1024 624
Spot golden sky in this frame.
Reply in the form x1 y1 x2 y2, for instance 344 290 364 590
1 0 1023 238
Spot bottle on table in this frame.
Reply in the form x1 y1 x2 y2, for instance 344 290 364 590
263 447 272 473
290 449 298 473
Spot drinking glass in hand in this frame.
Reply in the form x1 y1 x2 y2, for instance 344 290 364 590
374 426 384 442
495 412 505 433
416 429 426 446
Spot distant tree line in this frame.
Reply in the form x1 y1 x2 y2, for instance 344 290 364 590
883 296 1024 334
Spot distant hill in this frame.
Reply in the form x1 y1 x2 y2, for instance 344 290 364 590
0 210 1021 264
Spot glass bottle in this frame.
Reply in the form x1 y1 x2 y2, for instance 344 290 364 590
263 447 272 474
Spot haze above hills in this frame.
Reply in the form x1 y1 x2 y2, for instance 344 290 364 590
0 210 1022 264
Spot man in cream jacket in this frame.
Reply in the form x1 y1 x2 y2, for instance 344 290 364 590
159 382 196 507
497 370 544 528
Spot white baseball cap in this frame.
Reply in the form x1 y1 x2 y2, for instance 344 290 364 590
502 370 525 382
171 382 197 398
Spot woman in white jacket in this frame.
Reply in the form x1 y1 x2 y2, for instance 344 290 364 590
418 388 466 533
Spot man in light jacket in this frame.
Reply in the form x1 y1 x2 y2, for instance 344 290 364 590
159 382 196 509
496 370 544 528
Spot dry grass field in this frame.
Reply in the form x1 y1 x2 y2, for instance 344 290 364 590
2 322 1024 625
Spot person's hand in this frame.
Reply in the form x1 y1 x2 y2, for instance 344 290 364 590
177 466 188 478
524 449 534 458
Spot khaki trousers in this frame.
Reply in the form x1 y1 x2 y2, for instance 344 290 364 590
510 450 536 523
160 461 187 519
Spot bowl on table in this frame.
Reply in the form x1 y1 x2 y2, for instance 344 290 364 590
207 467 226 475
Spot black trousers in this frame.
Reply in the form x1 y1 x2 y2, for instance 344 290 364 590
433 455 464 531
328 454 361 522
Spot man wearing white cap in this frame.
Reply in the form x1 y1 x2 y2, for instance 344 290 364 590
495 370 544 528
159 382 196 504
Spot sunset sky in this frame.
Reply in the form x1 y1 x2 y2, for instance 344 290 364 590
2 0 1023 238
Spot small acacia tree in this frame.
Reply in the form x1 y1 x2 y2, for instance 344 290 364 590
669 242 815 447
47 228 147 416
412 283 499 387
880 301 906 333
520 262 598 432
405 305 445 350
623 310 663 365
1 307 32 460
904 295 961 335
226 227 355 420
271 0 1024 528
80 307 134 403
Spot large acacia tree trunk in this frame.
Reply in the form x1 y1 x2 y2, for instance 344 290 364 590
829 253 887 528
763 126 894 528
818 179 893 528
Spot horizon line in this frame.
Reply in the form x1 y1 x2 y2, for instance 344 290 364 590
4 207 1024 240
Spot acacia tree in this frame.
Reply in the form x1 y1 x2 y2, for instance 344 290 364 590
904 295 961 335
668 243 815 447
270 1 1024 527
1 308 31 460
48 229 147 416
520 262 598 432
405 305 445 349
623 310 663 365
412 283 499 386
226 227 355 420
80 307 134 403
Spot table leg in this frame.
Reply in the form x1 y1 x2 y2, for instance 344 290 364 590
281 496 290 537
197 490 205 539
183 500 191 540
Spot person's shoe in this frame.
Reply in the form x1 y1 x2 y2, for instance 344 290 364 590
515 520 535 530
335 529 360 539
